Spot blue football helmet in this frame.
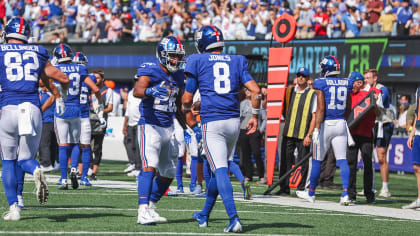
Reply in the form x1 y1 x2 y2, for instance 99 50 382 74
194 25 224 54
53 43 73 63
2 17 31 43
73 52 88 65
348 71 364 82
156 36 185 73
319 55 340 77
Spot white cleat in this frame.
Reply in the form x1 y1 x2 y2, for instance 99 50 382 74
40 165 54 172
148 202 167 222
191 185 202 195
3 203 21 221
137 205 156 225
340 195 351 206
296 190 315 203
34 168 49 204
124 164 135 173
127 170 140 177
379 188 391 198
17 195 24 209
402 199 420 209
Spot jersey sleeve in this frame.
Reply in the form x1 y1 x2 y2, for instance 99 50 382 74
88 74 97 84
380 86 390 108
79 65 89 81
38 46 50 69
136 63 157 79
239 55 254 85
185 76 198 94
313 78 325 91
184 54 198 79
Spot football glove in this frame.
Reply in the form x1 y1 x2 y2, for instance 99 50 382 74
56 97 65 116
193 126 202 144
145 83 168 99
184 130 192 144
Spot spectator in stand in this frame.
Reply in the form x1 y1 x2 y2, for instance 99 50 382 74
84 13 98 42
255 1 269 40
106 10 122 42
76 0 92 39
395 0 413 37
121 13 134 42
0 0 6 25
33 10 49 42
169 1 184 40
23 0 32 21
49 0 63 25
378 5 396 35
296 1 314 39
202 10 212 25
328 3 342 38
410 5 420 35
12 0 25 17
62 0 77 36
340 2 361 37
366 0 383 34
96 13 108 43
313 5 329 38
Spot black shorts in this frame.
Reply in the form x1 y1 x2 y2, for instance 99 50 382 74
374 122 394 147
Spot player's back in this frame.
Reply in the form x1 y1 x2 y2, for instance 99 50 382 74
314 77 353 120
137 62 184 127
185 53 252 123
0 43 50 107
55 62 88 105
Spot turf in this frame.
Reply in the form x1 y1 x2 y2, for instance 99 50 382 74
0 160 419 235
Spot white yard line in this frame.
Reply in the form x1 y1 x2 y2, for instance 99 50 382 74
0 231 296 236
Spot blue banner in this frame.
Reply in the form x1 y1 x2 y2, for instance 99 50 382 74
357 137 414 173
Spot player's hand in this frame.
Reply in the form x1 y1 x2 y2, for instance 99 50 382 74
192 126 202 143
312 128 320 146
407 134 414 150
123 126 127 136
192 101 201 116
99 117 107 128
184 130 192 144
246 117 258 135
303 136 312 146
145 83 168 99
56 97 65 116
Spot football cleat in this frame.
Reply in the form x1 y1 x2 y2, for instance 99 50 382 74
192 212 208 227
58 178 68 190
124 164 135 173
224 217 242 233
137 205 156 225
379 188 391 198
80 177 92 186
176 186 184 193
70 168 79 189
402 199 420 209
189 183 196 193
148 202 167 222
34 168 49 204
195 192 207 197
296 190 315 203
56 177 63 185
17 195 24 209
3 203 21 221
191 184 202 195
242 180 251 200
340 195 351 206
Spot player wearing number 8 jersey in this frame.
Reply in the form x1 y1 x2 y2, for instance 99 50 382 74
134 36 185 225
296 55 353 205
0 17 69 221
53 44 103 190
183 25 260 233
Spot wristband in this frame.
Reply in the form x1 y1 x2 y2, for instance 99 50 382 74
182 104 191 112
252 108 260 115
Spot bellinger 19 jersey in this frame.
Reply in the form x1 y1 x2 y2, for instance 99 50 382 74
184 53 253 123
0 43 49 107
80 74 97 118
54 62 89 119
314 77 353 120
136 62 184 127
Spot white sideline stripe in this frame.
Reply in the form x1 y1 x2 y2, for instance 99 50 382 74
268 66 288 71
0 231 296 236
14 174 420 221
267 84 285 89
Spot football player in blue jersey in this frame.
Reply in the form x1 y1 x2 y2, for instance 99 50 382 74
133 36 186 225
0 17 70 221
73 51 99 186
182 25 260 233
296 55 353 205
53 44 104 190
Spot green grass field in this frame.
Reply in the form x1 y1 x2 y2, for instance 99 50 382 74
0 160 419 235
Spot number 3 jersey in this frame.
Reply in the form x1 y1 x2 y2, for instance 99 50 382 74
184 53 253 123
0 43 49 107
80 74 97 118
54 62 89 119
314 77 353 120
136 62 184 127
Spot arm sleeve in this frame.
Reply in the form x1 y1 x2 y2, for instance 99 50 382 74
240 56 254 85
185 76 198 94
380 86 390 108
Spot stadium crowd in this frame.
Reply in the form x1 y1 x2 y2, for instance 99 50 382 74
0 0 419 43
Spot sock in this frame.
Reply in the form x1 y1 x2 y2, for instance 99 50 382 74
17 159 40 175
337 159 350 197
59 146 71 179
16 164 25 196
309 159 322 197
203 159 211 190
190 156 198 186
382 182 389 190
137 171 154 205
176 157 183 189
215 167 237 219
150 176 172 203
81 147 91 178
70 144 80 169
228 161 244 183
200 175 218 216
1 160 18 206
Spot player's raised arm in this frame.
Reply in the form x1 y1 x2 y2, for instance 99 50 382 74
43 61 70 90
84 76 103 105
244 80 261 134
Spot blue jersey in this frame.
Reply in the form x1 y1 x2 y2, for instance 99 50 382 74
0 43 49 108
314 77 353 120
136 63 184 127
80 74 97 118
39 90 55 123
185 53 254 123
54 63 89 119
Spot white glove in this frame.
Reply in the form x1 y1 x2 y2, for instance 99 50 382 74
312 128 320 146
93 102 104 115
99 117 107 128
58 85 68 101
56 97 65 116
